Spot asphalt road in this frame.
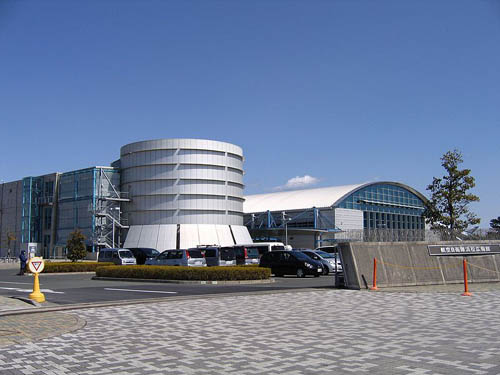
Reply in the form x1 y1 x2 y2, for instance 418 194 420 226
0 268 337 305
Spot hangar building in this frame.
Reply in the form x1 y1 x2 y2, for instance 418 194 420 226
243 182 428 249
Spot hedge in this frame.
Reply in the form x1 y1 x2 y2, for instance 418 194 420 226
42 262 114 273
96 265 272 281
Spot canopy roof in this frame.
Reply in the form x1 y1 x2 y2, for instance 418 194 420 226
243 182 427 213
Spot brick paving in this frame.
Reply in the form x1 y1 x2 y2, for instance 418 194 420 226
0 311 85 348
0 297 37 313
0 289 499 374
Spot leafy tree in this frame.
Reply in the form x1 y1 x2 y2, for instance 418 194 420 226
491 217 500 233
423 149 480 239
66 229 87 262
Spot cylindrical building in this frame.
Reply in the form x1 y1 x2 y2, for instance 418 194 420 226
120 139 251 250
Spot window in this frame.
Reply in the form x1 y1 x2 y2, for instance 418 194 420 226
160 251 172 259
45 181 54 197
221 248 235 260
44 208 52 230
204 249 216 257
281 252 291 261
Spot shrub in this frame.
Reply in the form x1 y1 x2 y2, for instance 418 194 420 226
43 262 114 273
66 229 87 262
96 266 271 281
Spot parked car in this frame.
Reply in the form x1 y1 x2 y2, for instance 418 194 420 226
315 245 339 254
200 246 236 266
315 249 343 273
98 248 137 265
145 249 207 267
127 247 160 265
259 250 323 278
236 242 286 257
232 245 260 265
299 249 342 275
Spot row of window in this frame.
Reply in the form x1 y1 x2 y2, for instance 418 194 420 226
363 211 424 230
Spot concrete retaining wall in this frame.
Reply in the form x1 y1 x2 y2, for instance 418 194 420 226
339 241 500 289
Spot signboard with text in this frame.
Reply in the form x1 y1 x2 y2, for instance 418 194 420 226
427 244 500 256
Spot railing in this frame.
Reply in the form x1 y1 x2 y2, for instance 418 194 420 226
1 257 18 263
332 229 500 242
36 196 54 205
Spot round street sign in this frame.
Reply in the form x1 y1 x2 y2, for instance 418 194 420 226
28 257 45 274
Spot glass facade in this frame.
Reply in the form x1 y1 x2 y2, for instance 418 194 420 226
21 177 43 244
56 167 120 250
336 183 425 230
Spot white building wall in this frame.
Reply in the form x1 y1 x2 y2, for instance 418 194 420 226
120 139 244 226
120 139 251 249
334 208 364 230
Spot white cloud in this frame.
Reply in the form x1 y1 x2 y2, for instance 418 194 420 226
274 175 320 191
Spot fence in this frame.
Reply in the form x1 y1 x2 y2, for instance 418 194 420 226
333 229 500 243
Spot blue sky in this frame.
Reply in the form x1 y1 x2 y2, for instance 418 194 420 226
1 0 499 227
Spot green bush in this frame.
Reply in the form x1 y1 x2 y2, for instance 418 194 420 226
66 229 87 262
43 262 114 273
96 265 271 281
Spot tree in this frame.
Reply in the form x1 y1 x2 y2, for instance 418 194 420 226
491 217 500 233
423 149 480 239
66 229 87 262
6 232 16 259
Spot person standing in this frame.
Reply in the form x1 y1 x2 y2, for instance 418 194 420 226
18 250 27 276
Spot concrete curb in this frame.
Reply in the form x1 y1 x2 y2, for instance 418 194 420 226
91 276 275 285
39 272 96 276
0 288 325 317
10 296 42 307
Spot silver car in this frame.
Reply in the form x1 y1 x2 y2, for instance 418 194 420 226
300 249 342 275
145 249 207 267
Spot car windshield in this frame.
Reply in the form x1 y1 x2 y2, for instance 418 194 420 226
119 250 134 258
246 248 259 258
316 250 334 258
187 249 203 258
220 248 235 260
303 252 320 260
292 251 310 261
144 249 159 256
158 251 171 259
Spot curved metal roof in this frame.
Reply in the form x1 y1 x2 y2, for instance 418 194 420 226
243 181 427 213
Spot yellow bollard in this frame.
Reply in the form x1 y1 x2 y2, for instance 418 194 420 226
27 257 46 303
29 272 45 303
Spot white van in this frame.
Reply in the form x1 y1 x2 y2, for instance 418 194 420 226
98 248 137 265
235 242 286 257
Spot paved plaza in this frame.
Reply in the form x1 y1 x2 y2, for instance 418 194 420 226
1 289 500 374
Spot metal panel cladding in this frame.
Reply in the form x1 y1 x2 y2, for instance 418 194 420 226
120 139 244 226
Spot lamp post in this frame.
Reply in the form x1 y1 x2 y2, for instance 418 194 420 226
281 211 291 246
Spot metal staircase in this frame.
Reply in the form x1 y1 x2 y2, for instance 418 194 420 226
90 168 131 250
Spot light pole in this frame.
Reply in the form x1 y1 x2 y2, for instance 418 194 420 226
282 211 291 246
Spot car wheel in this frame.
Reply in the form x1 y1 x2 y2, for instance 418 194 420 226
323 267 329 276
314 273 320 277
296 268 305 278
